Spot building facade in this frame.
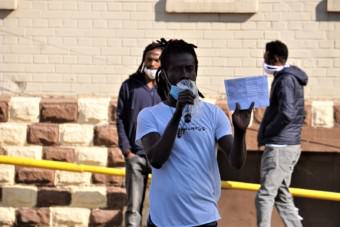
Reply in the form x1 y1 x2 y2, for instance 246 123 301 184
0 0 339 226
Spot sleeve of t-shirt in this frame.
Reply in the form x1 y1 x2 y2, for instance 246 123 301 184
215 106 232 140
135 107 158 147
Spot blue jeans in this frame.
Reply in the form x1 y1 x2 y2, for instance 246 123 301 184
125 155 151 227
255 145 303 227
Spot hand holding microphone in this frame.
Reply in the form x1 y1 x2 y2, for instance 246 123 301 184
176 80 199 123
177 89 194 123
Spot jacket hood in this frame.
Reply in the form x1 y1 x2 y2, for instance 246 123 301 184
277 65 308 86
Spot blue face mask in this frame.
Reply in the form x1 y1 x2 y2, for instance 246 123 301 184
169 80 198 100
169 85 182 100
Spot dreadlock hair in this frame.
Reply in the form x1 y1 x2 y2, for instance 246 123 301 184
136 41 164 74
155 38 203 101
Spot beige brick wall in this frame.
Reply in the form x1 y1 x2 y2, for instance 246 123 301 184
0 0 339 99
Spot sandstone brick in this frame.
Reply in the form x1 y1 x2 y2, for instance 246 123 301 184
15 167 55 185
253 108 266 124
5 145 42 159
40 97 78 123
9 97 40 122
92 173 124 186
107 187 127 209
2 185 37 207
94 124 118 147
43 146 76 162
0 164 15 184
109 99 117 122
215 99 232 120
0 123 27 146
71 186 107 208
0 147 5 155
37 187 71 207
16 208 50 226
245 124 260 150
56 171 91 186
312 101 334 128
334 103 340 126
59 124 93 145
90 209 123 226
301 128 340 152
108 147 125 167
0 97 10 122
304 101 312 127
27 123 59 145
51 207 90 227
76 147 108 166
78 98 111 123
0 207 15 226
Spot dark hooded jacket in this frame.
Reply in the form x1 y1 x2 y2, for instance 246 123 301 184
257 65 308 146
116 73 161 157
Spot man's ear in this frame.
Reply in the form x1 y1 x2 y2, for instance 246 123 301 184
274 56 285 66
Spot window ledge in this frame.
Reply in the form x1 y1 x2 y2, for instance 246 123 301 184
0 0 18 10
327 0 340 12
166 0 258 13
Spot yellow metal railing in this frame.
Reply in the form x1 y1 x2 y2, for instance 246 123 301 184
1 155 339 202
221 181 340 202
0 155 125 176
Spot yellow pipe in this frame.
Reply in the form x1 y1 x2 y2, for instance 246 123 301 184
0 155 125 176
1 155 340 202
222 181 340 202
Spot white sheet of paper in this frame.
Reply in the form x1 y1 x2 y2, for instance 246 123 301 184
224 75 269 111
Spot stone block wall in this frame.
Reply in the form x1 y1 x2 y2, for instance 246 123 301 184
1 0 340 100
0 96 340 226
0 96 125 227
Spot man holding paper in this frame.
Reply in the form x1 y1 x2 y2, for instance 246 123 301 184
255 40 308 227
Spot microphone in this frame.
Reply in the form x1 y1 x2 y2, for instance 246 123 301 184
183 105 192 123
177 80 196 123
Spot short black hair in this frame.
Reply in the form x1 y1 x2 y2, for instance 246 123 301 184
265 40 288 64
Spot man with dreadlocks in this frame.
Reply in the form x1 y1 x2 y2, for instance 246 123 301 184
116 41 163 227
136 39 254 227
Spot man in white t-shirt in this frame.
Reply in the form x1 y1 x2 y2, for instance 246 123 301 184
136 39 254 227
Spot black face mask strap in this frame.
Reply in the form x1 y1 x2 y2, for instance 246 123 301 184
198 90 205 98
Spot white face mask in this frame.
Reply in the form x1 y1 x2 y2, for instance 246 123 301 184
263 62 289 75
143 67 158 80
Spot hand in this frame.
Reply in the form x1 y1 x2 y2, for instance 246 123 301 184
175 89 195 112
126 151 136 159
232 102 254 131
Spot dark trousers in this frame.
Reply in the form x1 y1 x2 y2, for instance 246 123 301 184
147 216 218 227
